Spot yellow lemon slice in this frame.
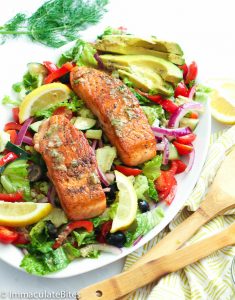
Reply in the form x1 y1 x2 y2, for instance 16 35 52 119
207 78 235 124
19 83 71 123
110 171 138 233
0 201 53 227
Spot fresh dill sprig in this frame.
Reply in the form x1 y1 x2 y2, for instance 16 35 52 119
0 0 109 48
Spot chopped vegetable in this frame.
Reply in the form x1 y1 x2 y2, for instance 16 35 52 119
176 133 196 144
173 141 194 155
96 146 117 173
44 62 73 84
133 175 149 200
143 155 162 181
0 131 10 152
115 165 142 176
0 192 23 202
0 226 18 244
185 61 198 85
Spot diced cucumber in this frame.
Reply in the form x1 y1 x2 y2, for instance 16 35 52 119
96 146 117 173
180 117 199 131
85 130 102 140
0 131 10 152
74 117 96 130
30 120 44 132
5 141 29 158
79 107 95 119
27 63 48 77
169 143 179 160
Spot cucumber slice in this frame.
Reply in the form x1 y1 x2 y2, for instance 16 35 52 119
96 146 117 173
169 143 179 160
85 130 102 140
27 63 48 76
179 117 199 131
30 120 44 132
74 117 96 130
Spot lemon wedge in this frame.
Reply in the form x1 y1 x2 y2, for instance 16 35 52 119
110 171 138 233
0 201 53 227
19 83 71 123
207 78 235 124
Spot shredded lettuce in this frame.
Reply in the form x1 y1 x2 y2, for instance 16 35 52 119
0 159 31 200
142 105 164 125
133 175 149 200
125 207 164 247
195 84 212 102
2 95 21 107
143 155 162 181
58 39 97 68
29 221 53 253
34 92 84 118
73 231 96 247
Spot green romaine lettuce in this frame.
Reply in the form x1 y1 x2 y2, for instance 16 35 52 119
0 159 31 200
58 39 97 68
143 155 162 181
125 207 164 247
133 175 149 200
142 105 164 125
73 231 96 247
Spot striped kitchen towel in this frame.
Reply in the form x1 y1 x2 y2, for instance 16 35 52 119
123 125 235 300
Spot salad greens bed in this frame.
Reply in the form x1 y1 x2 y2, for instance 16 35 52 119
0 27 211 276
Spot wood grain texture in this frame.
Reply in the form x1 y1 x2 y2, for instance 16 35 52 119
78 221 235 300
78 149 235 300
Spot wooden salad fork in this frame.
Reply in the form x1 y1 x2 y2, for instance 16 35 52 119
78 148 235 300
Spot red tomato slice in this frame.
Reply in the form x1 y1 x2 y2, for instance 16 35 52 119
174 82 189 98
115 165 143 176
172 160 187 174
179 64 188 79
4 122 22 131
52 107 73 120
0 226 19 244
173 141 194 155
185 61 198 84
6 130 17 144
176 133 196 145
164 184 177 205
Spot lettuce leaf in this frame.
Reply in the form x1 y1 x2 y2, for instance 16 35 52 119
0 159 31 200
125 207 164 247
58 39 97 68
195 84 212 102
143 155 162 181
73 231 96 247
142 105 164 125
147 179 158 201
133 175 149 200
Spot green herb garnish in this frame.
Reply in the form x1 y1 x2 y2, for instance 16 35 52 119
0 0 109 48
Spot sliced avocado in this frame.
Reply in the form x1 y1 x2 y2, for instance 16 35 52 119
100 35 184 55
100 54 183 84
95 43 184 65
118 69 173 96
179 118 199 131
96 146 117 173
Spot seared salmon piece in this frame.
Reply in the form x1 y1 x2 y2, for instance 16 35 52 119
70 67 156 166
34 115 106 220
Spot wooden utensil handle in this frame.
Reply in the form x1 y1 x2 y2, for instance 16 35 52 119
78 223 235 300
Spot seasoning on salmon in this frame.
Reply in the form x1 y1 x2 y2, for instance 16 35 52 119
34 115 106 220
70 66 156 166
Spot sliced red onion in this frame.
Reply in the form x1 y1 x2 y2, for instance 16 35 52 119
156 142 165 151
80 243 122 256
94 53 105 70
151 126 192 138
98 138 104 148
162 137 169 165
15 118 33 146
133 235 143 246
185 148 195 173
91 139 97 151
188 85 196 99
97 167 109 186
47 185 56 206
168 102 203 128
22 136 33 146
105 172 115 184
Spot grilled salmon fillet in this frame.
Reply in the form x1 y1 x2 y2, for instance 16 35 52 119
70 67 156 166
34 115 106 220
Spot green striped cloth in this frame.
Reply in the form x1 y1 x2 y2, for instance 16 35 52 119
123 126 235 300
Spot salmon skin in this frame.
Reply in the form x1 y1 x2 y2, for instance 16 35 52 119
70 66 156 166
34 115 106 220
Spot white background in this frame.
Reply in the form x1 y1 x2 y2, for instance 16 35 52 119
0 0 234 298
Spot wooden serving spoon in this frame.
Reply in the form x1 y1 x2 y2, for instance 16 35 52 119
78 221 235 299
119 147 235 299
78 148 235 300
